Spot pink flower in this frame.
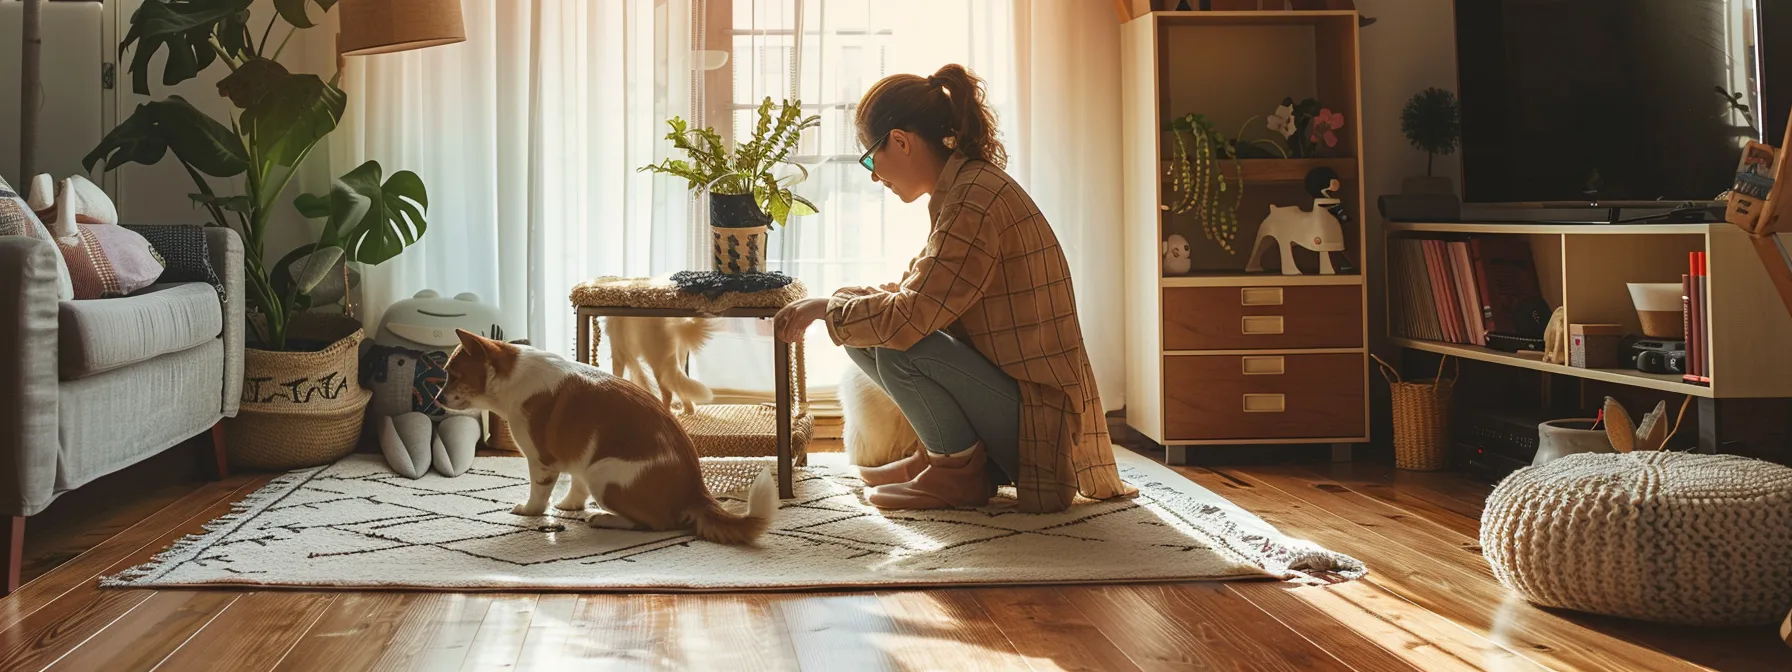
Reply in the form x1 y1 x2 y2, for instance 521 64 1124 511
1309 108 1345 148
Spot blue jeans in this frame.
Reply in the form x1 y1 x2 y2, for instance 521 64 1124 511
845 331 1021 482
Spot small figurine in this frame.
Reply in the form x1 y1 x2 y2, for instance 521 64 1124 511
1245 167 1349 275
1162 234 1192 276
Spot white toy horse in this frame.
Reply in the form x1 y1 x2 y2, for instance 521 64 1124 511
1244 198 1346 275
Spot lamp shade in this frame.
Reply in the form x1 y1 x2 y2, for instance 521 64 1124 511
337 0 467 57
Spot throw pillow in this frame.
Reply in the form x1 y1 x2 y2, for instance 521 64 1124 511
124 224 224 302
0 176 76 300
27 175 164 299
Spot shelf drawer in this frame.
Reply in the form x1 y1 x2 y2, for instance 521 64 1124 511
1163 285 1362 350
1163 353 1365 441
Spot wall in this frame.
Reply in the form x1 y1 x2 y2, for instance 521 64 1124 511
1353 0 1462 447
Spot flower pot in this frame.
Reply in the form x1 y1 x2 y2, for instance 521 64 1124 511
712 225 770 275
710 191 772 229
223 314 371 471
1532 418 1613 466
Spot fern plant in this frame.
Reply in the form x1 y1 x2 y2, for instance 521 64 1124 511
640 97 821 227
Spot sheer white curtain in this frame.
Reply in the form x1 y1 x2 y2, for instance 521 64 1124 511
334 0 1126 412
330 0 698 351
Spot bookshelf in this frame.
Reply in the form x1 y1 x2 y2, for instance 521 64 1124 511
1122 10 1370 464
1386 221 1792 448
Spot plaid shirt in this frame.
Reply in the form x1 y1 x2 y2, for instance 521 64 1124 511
825 153 1135 512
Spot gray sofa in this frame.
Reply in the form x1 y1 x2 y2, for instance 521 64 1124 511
0 226 244 594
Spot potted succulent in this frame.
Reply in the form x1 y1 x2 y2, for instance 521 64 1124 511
83 0 432 470
1381 86 1462 221
640 97 821 274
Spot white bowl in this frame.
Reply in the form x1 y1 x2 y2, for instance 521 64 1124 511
1627 282 1682 312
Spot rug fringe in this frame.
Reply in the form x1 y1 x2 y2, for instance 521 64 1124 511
99 468 321 587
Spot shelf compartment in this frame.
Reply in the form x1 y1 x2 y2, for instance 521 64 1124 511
1390 337 1712 398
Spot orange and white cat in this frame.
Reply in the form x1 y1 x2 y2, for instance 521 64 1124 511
438 329 775 544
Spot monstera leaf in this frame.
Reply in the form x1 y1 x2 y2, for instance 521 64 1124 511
223 58 346 167
84 96 248 177
296 161 430 266
121 0 255 95
272 0 340 29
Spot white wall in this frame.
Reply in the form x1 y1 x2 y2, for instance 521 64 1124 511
1355 0 1462 442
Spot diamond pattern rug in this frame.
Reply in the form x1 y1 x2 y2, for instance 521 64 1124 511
102 449 1364 591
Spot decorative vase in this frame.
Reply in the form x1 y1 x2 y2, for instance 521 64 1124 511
223 313 371 470
1532 418 1613 466
710 192 773 274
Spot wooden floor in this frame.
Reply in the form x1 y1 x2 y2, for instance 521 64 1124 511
5 426 1790 671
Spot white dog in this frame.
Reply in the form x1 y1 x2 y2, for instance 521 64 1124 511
839 365 924 467
605 317 715 415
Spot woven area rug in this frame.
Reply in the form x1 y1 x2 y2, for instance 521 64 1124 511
102 449 1364 591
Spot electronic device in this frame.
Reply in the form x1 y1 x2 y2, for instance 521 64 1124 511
1453 1 1789 207
1620 337 1689 374
1486 333 1544 354
1452 407 1553 483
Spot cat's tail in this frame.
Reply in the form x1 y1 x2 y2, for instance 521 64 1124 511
689 468 776 545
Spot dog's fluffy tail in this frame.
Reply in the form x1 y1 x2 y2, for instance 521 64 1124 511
662 318 716 406
689 468 776 545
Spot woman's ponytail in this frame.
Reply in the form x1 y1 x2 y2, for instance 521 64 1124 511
857 63 1007 170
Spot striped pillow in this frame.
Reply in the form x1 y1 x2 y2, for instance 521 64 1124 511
0 177 75 300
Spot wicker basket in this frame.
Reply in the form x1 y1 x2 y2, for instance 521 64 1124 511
1374 354 1457 471
225 314 371 470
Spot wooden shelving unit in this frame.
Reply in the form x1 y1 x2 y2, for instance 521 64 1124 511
1122 10 1370 464
1385 221 1792 449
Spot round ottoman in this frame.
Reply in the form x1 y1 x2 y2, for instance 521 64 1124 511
1481 451 1792 627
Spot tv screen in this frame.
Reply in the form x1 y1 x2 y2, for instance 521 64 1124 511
1454 0 1785 205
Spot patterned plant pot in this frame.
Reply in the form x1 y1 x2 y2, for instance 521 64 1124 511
223 314 371 470
712 225 769 274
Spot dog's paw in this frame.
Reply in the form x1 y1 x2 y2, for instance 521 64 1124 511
511 503 548 516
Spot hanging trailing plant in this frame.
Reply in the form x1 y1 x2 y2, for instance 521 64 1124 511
1164 113 1243 254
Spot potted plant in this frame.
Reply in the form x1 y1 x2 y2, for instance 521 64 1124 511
640 97 821 274
83 0 432 470
1380 86 1462 222
1164 112 1244 254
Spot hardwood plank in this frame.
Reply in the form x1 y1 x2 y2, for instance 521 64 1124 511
559 593 676 668
0 476 261 633
969 587 1142 672
459 595 539 671
1226 582 1482 672
514 595 580 672
1178 465 1708 671
1068 583 1352 671
45 590 238 671
776 593 900 672
21 448 204 585
274 593 417 672
0 587 154 671
664 595 798 671
157 591 336 672
371 594 495 672
876 590 1026 670
1249 467 1488 573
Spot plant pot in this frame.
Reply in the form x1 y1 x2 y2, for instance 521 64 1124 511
710 191 772 229
223 314 371 471
712 225 770 275
1532 418 1613 466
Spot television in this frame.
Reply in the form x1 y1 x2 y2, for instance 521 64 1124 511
1454 0 1788 206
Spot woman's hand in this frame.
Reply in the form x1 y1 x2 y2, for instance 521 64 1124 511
774 297 830 343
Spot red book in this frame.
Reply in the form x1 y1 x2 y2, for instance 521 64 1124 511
1470 236 1547 337
1449 241 1485 345
1425 240 1462 343
1682 272 1692 369
1698 253 1712 383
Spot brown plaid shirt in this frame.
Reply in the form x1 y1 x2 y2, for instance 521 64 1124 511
825 153 1135 512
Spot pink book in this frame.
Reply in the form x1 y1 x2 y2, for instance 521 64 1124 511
1449 241 1486 346
1424 240 1462 343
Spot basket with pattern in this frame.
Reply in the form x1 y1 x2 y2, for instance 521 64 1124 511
224 314 371 470
1373 354 1456 471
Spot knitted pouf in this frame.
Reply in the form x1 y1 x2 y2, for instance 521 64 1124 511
1481 451 1792 627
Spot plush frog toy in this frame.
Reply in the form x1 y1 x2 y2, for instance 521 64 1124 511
363 290 506 478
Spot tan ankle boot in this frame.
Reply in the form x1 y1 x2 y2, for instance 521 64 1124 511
857 449 929 487
865 443 994 510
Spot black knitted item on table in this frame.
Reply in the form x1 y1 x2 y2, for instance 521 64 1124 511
670 270 796 299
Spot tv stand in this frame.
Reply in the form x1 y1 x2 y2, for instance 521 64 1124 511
1457 201 1728 226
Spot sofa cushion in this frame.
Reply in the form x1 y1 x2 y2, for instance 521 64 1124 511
59 283 223 379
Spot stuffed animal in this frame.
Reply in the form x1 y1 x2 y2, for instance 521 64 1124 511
363 290 507 478
1162 234 1192 276
1541 306 1568 364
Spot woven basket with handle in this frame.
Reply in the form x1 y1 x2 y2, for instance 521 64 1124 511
1373 354 1457 471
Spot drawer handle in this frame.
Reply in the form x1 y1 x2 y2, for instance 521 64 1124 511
1241 356 1285 375
1243 393 1286 413
1240 287 1284 306
1240 315 1285 335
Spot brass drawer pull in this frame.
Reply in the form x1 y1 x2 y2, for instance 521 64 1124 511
1240 315 1285 335
1240 287 1284 306
1241 356 1285 375
1243 393 1286 413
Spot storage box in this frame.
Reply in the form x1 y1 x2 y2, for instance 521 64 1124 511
1569 324 1625 369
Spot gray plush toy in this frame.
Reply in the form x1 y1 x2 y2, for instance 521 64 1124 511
362 290 506 478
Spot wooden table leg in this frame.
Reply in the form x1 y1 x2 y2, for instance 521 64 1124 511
775 336 794 499
575 308 591 365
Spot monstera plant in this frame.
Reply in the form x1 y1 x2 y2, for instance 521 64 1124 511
84 0 430 352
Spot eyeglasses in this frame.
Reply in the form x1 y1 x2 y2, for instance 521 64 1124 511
859 131 890 172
